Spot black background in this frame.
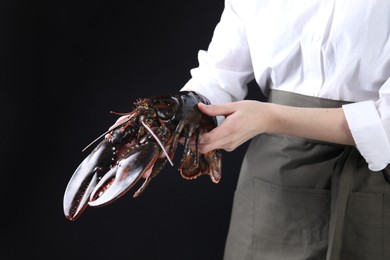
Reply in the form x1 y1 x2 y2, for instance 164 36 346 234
3 1 264 259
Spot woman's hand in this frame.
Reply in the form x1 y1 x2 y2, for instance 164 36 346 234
196 101 269 153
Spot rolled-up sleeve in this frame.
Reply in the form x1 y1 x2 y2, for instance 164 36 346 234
342 79 390 171
181 0 254 111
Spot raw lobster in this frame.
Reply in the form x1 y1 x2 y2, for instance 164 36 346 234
63 91 222 221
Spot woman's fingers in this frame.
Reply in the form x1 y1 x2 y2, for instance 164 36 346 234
198 121 240 153
196 100 266 153
198 102 236 117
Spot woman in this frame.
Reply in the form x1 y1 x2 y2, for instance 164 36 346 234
181 0 390 259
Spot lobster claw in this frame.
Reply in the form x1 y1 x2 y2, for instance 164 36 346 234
63 139 114 221
88 142 160 207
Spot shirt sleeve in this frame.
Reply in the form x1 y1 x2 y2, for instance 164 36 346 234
181 0 255 116
342 79 390 171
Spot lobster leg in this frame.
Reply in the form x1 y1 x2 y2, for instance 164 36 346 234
88 142 160 207
180 124 195 163
133 157 168 198
179 124 205 179
178 125 222 183
193 129 201 166
202 149 222 183
169 120 186 156
179 149 222 183
179 150 202 179
132 122 178 198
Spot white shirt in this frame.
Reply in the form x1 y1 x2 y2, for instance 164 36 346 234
181 0 390 171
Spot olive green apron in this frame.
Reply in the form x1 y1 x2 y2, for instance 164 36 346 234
223 90 390 260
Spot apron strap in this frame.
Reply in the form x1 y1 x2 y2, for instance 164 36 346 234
326 146 359 260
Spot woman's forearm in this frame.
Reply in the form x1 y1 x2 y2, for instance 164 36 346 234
265 103 355 146
197 101 355 153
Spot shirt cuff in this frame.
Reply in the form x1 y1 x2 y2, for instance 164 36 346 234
342 100 390 171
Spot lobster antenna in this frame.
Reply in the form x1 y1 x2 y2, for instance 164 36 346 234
110 111 131 116
141 120 174 166
81 129 111 152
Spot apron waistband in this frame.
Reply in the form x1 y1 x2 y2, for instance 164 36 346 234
268 89 352 108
